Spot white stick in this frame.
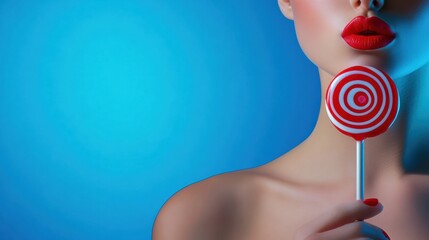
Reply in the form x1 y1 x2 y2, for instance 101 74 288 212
356 140 365 200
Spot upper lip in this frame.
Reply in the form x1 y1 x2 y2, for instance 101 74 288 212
342 16 395 38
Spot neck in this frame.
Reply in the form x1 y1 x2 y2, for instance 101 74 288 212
269 66 426 190
306 69 410 183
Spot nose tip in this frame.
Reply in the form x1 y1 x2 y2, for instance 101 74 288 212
350 0 384 14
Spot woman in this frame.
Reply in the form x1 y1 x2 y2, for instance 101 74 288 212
153 0 429 239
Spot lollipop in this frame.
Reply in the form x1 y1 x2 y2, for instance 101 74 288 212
326 65 399 141
325 65 400 200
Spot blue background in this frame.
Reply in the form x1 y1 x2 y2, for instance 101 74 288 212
2 0 427 239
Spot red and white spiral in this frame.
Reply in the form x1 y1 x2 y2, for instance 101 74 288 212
325 66 400 141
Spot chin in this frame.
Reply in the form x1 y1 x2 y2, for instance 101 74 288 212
307 42 429 80
317 55 390 79
319 51 422 80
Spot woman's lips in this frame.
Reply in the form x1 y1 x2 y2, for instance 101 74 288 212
341 16 396 50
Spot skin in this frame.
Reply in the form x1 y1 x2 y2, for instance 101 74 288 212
153 0 429 239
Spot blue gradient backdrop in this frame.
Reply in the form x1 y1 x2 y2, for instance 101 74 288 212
0 0 322 239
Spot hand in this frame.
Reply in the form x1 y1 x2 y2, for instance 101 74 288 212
295 198 391 240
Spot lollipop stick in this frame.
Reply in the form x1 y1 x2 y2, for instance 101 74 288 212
356 140 365 200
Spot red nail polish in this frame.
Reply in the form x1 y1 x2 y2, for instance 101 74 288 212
363 198 379 206
382 229 391 240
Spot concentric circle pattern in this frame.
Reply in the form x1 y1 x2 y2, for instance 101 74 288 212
325 66 400 141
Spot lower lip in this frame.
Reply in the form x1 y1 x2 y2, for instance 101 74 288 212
342 35 395 50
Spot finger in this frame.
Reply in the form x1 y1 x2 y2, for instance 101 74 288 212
312 221 390 240
303 198 383 234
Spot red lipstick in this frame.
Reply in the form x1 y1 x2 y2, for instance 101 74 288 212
342 16 396 50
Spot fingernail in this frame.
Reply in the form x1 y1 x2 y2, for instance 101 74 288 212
363 198 379 206
382 229 391 240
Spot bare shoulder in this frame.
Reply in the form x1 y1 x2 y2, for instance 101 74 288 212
152 170 261 240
